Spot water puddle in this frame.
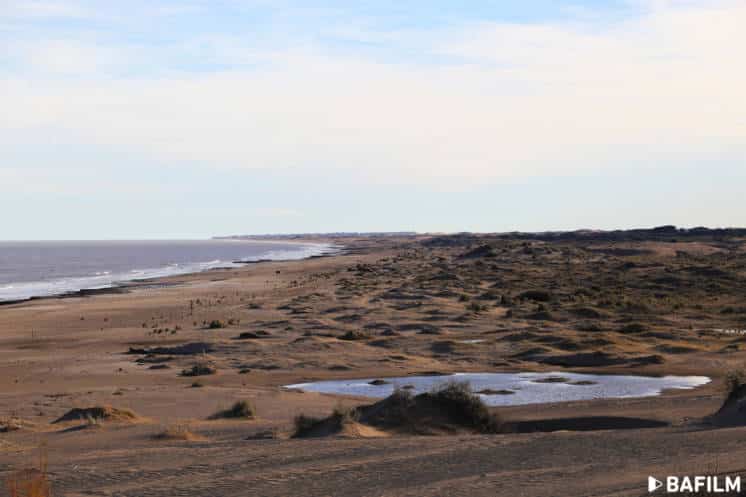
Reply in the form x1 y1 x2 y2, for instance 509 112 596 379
286 372 710 406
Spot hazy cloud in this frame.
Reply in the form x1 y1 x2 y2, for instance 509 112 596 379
2 0 745 190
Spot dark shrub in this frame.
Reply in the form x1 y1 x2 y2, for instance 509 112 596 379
526 311 554 321
467 302 488 313
478 290 500 301
570 307 607 319
293 414 325 437
427 382 502 433
338 330 370 341
618 323 648 334
181 363 217 377
725 370 746 397
210 400 255 419
519 290 552 302
577 322 603 332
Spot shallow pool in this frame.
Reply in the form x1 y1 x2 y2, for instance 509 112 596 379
286 372 710 406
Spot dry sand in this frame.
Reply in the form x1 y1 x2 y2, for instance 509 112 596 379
1 234 746 496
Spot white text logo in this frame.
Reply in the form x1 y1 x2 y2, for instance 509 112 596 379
648 475 741 494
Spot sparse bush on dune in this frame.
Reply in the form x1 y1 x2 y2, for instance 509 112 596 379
466 302 487 313
236 330 271 340
338 330 369 341
0 416 28 433
724 370 746 398
370 387 415 427
477 290 500 301
569 306 608 319
618 323 648 334
181 363 217 377
526 310 554 321
53 406 138 424
331 405 359 425
152 423 204 441
426 382 503 434
460 245 497 259
519 290 552 302
292 405 358 437
707 369 746 428
209 400 255 420
577 321 603 332
293 414 325 437
293 382 503 438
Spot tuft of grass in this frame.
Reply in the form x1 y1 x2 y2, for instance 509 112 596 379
181 363 216 377
618 323 648 334
427 381 503 433
577 321 603 332
519 290 552 302
210 400 255 420
466 302 488 313
290 405 360 437
84 414 100 427
0 416 24 433
293 414 324 437
331 405 359 425
724 369 746 397
53 406 138 424
526 310 554 321
338 330 370 341
152 423 204 441
207 320 227 329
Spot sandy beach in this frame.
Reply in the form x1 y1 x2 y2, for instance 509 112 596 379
2 232 746 496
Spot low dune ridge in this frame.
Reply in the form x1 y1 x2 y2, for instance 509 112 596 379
294 382 502 438
53 406 140 424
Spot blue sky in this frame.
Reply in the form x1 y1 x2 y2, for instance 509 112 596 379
2 1 745 239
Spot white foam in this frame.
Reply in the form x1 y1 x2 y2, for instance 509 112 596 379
0 242 339 302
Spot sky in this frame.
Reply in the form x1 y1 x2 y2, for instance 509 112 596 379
1 0 745 240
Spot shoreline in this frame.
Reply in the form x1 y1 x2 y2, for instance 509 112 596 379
0 240 343 307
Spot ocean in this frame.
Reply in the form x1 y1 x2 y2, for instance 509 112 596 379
0 239 337 302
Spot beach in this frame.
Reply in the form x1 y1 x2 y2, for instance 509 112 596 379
1 232 746 496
